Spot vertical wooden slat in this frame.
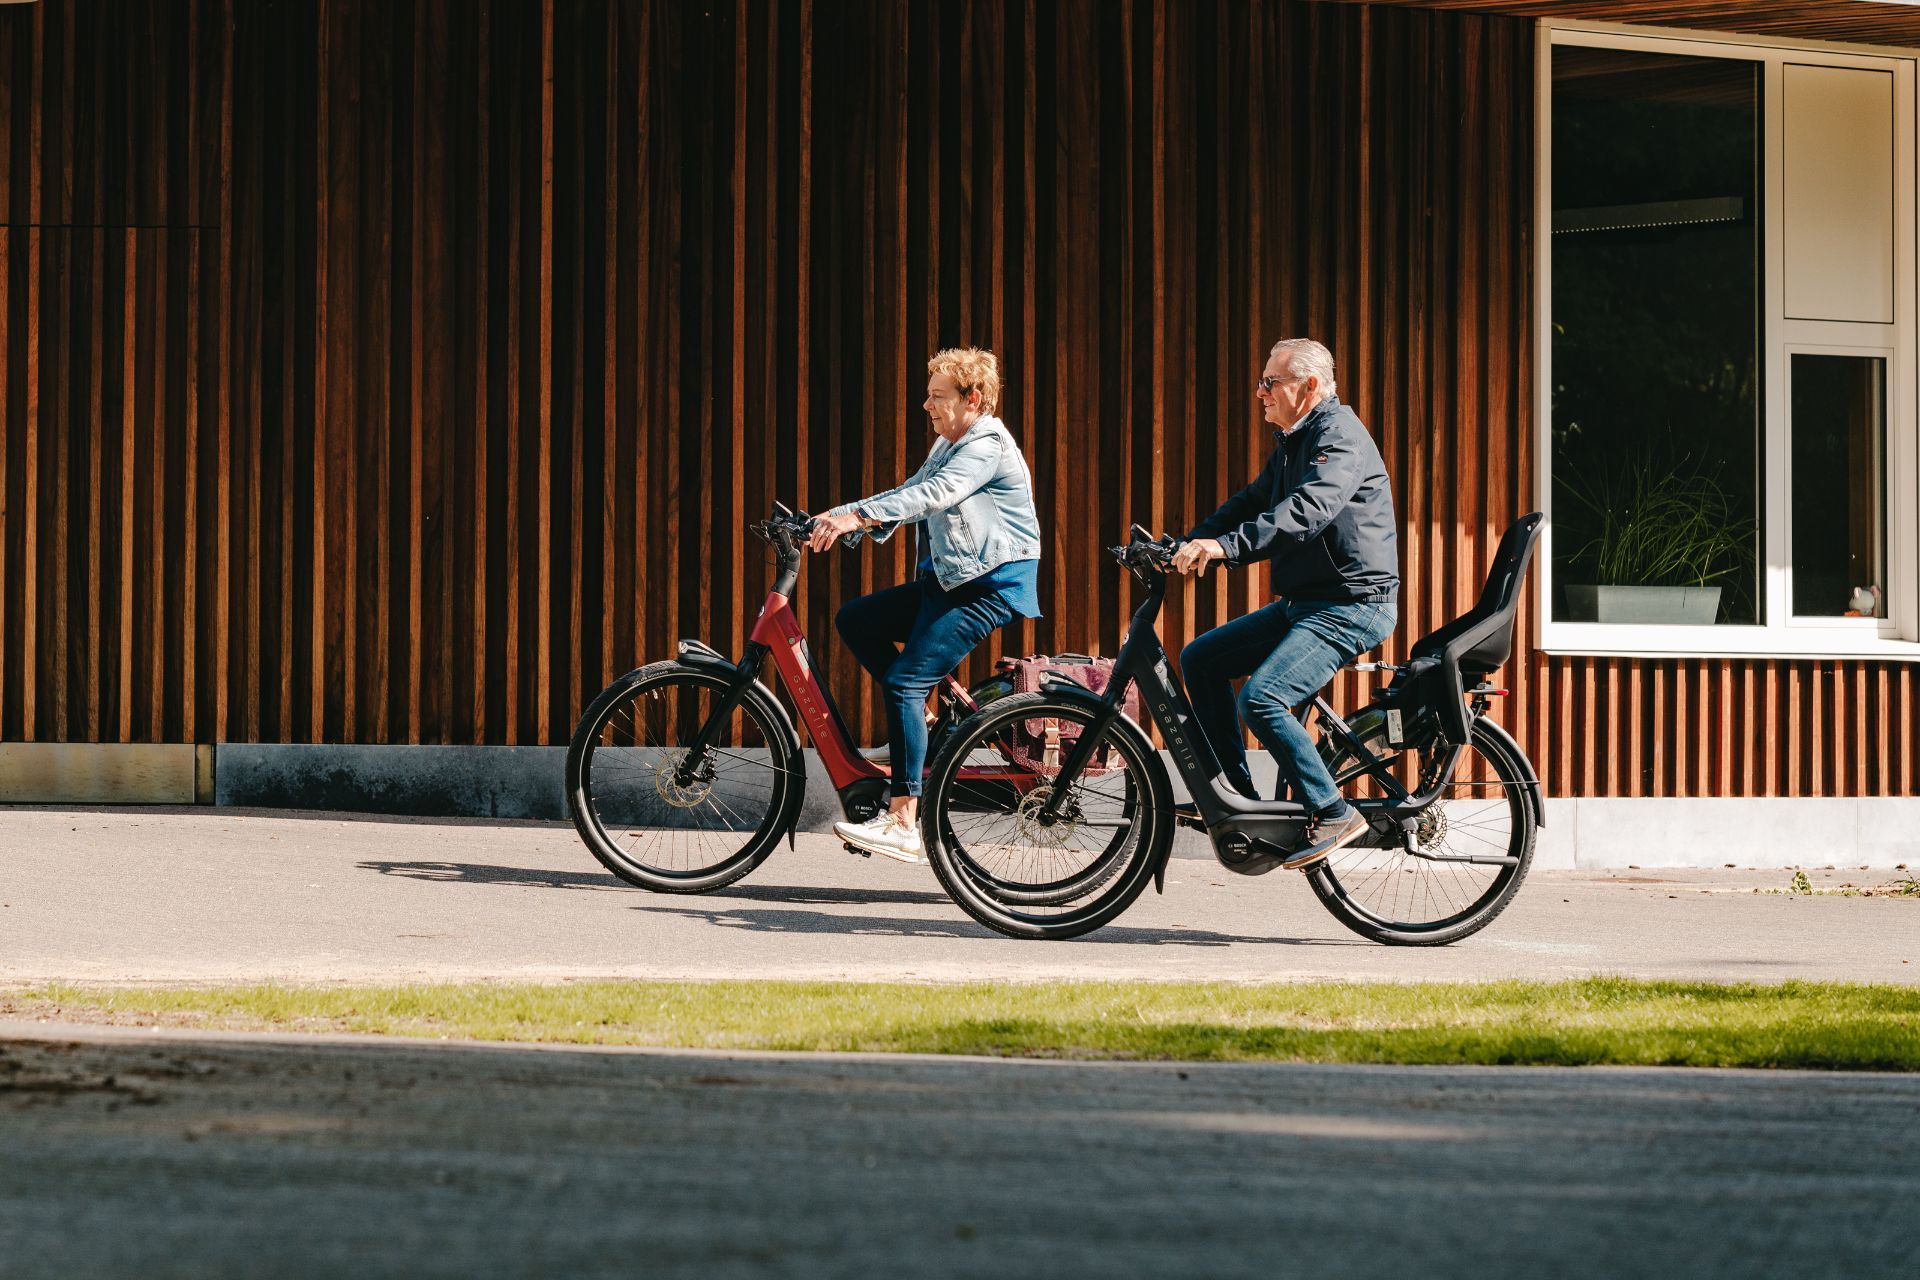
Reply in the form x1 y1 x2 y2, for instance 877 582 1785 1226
409 0 441 743
83 227 102 741
501 0 522 746
629 0 651 677
214 5 233 746
144 227 164 740
182 222 199 746
46 42 70 737
795 0 811 650
20 3 41 742
310 0 331 743
118 229 135 743
0 220 8 740
600 1 620 700
729 0 747 677
535 0 553 743
470 0 490 743
362 0 392 746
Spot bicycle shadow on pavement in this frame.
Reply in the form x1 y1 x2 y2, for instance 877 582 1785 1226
631 899 1357 947
358 860 631 891
357 860 951 906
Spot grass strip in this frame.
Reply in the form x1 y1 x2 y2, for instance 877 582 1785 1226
6 978 1918 1070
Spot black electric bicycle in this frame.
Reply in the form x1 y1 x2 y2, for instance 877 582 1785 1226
918 513 1547 943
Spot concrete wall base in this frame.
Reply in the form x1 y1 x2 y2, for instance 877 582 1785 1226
209 744 1919 868
1533 797 1919 869
216 744 569 821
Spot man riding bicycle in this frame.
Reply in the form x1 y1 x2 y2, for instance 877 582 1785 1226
1170 337 1400 871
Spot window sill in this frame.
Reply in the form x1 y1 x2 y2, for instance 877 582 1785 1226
1540 621 1920 661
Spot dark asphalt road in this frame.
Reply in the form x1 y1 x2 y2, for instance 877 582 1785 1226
2 1023 1915 1279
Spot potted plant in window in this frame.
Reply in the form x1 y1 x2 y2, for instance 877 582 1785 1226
1560 451 1752 624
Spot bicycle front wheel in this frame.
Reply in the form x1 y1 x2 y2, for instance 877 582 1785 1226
566 662 799 893
921 693 1173 940
1307 717 1537 945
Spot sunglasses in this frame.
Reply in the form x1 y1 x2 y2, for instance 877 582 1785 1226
1257 375 1302 393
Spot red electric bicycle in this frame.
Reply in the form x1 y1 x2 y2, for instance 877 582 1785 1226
564 504 1132 895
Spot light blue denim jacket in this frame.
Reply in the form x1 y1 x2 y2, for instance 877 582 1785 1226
830 415 1043 591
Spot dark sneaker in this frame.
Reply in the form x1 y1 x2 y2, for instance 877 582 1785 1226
1282 808 1369 871
1172 801 1205 829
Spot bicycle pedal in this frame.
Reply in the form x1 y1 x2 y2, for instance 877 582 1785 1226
842 842 872 858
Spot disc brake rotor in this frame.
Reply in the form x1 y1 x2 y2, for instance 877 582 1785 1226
653 748 716 808
1014 787 1081 848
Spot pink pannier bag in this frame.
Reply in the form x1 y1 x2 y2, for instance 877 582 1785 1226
992 653 1140 775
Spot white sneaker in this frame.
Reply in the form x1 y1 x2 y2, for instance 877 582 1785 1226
834 812 926 864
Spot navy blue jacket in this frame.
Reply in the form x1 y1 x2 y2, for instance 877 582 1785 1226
1186 395 1400 603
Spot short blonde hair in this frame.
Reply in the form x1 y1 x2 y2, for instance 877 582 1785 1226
928 347 1002 416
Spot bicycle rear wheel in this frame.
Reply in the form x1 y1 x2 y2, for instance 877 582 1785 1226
921 693 1172 940
1307 716 1536 945
566 662 798 893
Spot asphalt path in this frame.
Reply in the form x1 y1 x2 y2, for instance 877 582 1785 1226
2 807 1914 985
2 1021 1915 1279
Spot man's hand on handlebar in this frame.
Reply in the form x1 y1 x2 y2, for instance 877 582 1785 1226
806 509 863 552
1170 537 1226 575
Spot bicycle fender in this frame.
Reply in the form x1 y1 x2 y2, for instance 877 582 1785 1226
1035 678 1176 893
1474 716 1545 829
671 643 810 844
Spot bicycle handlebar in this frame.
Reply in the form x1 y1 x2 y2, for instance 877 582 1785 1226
1108 528 1181 571
750 502 817 546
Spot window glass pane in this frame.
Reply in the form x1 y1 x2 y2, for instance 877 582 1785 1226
1791 354 1887 617
1550 47 1762 626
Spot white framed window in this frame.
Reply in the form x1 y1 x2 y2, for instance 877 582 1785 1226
1537 21 1920 658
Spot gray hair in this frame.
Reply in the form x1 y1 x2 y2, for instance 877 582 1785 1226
1269 338 1337 397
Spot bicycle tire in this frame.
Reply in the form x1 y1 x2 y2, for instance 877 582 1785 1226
566 662 799 894
921 692 1172 940
1306 717 1537 945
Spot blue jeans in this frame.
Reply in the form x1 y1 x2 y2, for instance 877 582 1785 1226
1179 599 1397 818
836 576 1019 798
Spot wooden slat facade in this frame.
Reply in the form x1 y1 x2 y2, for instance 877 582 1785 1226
1 0 1914 796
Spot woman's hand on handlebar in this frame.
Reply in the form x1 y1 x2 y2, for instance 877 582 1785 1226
1170 537 1225 575
807 509 863 552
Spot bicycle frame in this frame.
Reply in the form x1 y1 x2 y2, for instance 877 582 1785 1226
1039 553 1468 874
747 586 886 790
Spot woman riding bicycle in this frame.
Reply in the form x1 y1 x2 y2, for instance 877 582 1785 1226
807 347 1043 863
